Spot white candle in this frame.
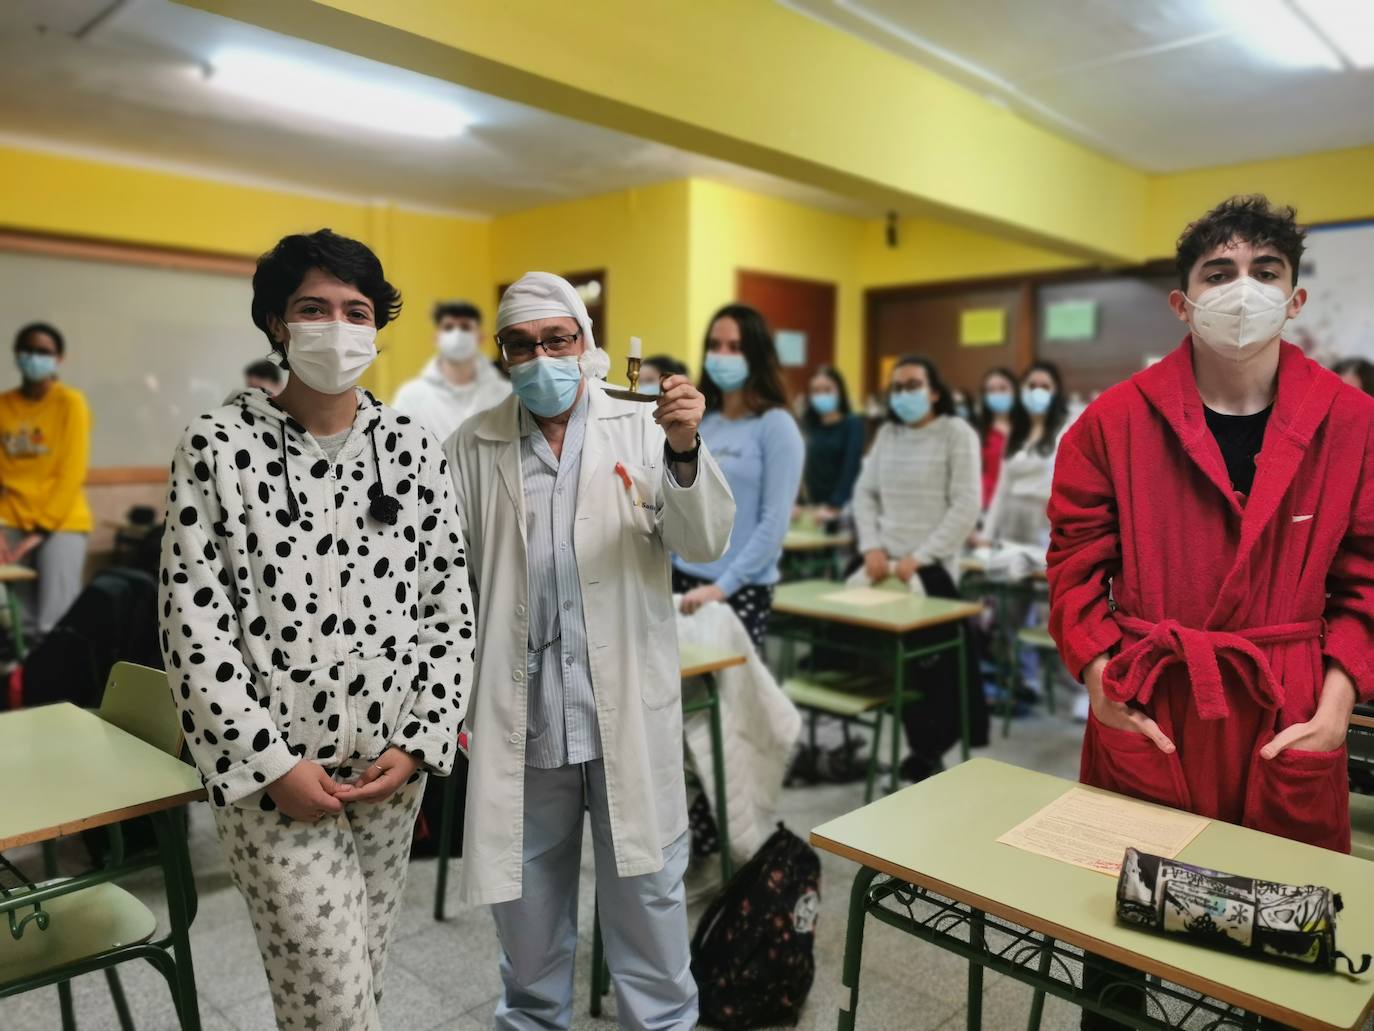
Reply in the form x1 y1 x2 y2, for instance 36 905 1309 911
628 336 642 359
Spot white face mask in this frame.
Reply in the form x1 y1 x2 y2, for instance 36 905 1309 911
1183 277 1295 361
285 321 378 394
437 327 479 362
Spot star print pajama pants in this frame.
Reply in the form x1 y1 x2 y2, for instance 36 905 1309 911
211 771 426 1031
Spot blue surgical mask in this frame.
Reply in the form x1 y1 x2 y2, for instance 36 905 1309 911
1022 386 1054 416
810 392 839 416
984 391 1014 415
704 353 749 393
17 352 58 382
509 355 582 418
890 388 931 425
639 381 661 396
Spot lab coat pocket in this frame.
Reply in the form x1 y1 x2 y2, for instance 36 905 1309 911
639 610 680 710
1084 711 1191 812
1245 744 1349 852
615 461 659 536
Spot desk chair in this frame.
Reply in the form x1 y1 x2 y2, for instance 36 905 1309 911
1 662 196 1031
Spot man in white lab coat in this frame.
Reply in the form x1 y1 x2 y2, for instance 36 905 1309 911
445 272 734 1029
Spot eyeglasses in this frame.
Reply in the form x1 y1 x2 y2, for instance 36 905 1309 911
499 330 581 362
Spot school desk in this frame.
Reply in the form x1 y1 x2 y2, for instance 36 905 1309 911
0 703 205 1028
812 758 1374 1031
432 643 750 921
782 524 854 581
769 579 981 801
0 563 37 658
959 558 1052 735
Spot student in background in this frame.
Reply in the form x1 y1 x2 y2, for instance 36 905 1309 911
638 354 688 396
853 355 983 780
675 303 804 645
801 364 864 518
393 299 511 443
982 361 1071 547
1333 357 1374 397
974 367 1018 511
0 322 91 643
160 229 471 1031
243 357 285 396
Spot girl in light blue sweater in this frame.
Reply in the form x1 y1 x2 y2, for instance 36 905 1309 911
674 304 804 645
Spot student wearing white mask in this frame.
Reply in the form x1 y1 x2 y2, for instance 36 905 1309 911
393 300 511 444
445 272 733 1030
1047 197 1374 1029
159 229 473 1031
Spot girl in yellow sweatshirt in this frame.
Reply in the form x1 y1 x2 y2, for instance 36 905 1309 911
0 322 91 641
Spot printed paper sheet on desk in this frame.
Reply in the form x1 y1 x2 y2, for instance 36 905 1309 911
817 587 906 607
997 787 1209 876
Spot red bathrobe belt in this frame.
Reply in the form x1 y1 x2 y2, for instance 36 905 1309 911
1102 614 1325 721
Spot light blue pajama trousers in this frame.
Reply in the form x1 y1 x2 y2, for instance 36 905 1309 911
490 759 697 1030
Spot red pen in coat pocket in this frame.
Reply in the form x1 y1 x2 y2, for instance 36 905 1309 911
613 462 633 490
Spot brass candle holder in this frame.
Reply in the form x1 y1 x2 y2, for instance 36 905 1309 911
604 340 657 402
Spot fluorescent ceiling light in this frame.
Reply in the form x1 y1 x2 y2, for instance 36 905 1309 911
209 50 470 139
1293 0 1374 68
1210 0 1343 70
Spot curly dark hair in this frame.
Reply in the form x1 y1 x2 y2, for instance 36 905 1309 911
1175 195 1307 291
251 229 402 351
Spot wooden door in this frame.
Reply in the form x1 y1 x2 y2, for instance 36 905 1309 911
736 270 837 402
865 279 1032 408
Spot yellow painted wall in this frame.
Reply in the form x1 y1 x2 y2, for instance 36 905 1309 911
1146 144 1374 259
686 180 865 389
858 217 1083 288
488 181 691 375
0 144 490 398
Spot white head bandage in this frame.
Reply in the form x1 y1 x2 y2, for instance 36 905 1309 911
496 271 609 379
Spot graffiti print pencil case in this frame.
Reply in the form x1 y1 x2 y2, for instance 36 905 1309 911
1115 848 1370 974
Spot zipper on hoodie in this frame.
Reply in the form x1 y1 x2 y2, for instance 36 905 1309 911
323 436 353 764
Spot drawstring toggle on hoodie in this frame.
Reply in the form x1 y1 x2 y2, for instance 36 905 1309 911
366 425 401 526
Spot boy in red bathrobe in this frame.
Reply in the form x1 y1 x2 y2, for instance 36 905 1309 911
1049 196 1374 1027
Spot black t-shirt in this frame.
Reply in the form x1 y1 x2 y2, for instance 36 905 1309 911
1204 404 1272 496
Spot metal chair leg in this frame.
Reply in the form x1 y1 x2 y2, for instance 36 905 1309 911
105 967 136 1031
434 769 460 921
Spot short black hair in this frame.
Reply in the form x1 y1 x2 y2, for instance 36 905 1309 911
251 229 401 351
643 354 688 380
244 358 285 383
14 321 65 355
1175 195 1307 291
1333 357 1374 397
432 300 482 325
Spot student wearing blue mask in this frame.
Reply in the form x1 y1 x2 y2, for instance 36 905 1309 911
853 354 984 780
0 322 91 644
801 365 865 519
637 354 688 397
674 303 804 645
982 361 1072 548
974 367 1019 511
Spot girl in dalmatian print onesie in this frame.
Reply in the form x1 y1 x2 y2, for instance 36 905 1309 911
159 230 472 1031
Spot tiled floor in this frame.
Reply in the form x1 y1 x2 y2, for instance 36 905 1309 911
9 702 1345 1031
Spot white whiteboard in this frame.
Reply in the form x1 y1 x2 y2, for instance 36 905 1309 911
1290 221 1374 365
0 250 267 466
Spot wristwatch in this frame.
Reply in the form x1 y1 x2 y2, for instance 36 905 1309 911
664 433 701 464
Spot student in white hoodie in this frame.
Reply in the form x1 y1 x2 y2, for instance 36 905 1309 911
159 229 473 1031
393 299 511 444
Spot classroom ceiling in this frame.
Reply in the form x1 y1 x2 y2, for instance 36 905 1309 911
0 0 874 217
784 0 1374 172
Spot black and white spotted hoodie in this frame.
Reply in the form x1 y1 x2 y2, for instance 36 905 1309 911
159 387 473 809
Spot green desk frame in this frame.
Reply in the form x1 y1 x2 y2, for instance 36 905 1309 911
958 569 1048 737
0 704 204 1030
768 582 979 802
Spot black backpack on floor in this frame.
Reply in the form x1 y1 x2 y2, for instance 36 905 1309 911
691 824 821 1029
21 567 162 710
